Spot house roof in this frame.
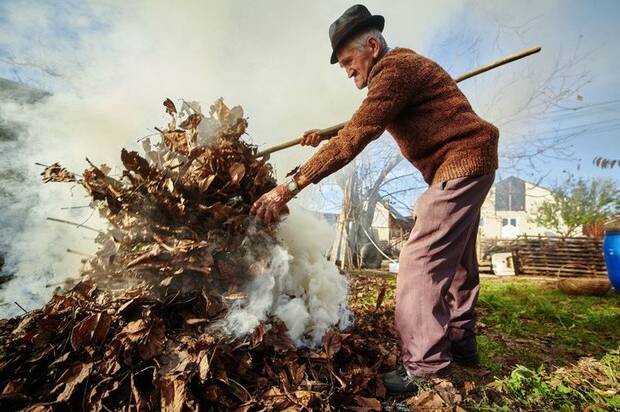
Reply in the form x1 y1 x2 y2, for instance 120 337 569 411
378 197 410 222
496 175 551 192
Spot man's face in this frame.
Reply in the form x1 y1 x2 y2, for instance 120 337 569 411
336 37 381 89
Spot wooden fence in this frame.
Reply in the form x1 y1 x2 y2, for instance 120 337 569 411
513 235 607 277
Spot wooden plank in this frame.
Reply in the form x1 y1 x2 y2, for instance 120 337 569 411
517 255 605 263
519 269 607 277
518 255 603 261
519 265 606 275
516 241 602 247
520 246 603 250
513 235 606 277
515 251 604 257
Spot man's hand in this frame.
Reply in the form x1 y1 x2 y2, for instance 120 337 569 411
251 184 295 224
300 129 323 147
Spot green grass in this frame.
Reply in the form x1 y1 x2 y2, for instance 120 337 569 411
474 351 620 411
351 274 620 367
350 274 620 363
475 278 619 410
477 278 620 371
350 272 620 410
477 334 504 374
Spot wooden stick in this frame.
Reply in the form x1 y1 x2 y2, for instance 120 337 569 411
66 248 94 257
45 281 67 288
14 301 27 314
452 46 541 83
46 217 103 234
255 46 542 157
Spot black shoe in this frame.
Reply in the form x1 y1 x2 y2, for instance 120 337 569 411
452 352 480 367
382 365 431 394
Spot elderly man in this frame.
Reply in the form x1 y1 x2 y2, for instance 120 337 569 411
251 4 498 393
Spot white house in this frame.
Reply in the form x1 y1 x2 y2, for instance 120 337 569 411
326 198 413 267
479 176 573 240
368 199 412 252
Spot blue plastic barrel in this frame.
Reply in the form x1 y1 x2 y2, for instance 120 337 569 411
603 231 620 291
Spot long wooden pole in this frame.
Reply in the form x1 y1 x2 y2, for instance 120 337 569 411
256 46 541 157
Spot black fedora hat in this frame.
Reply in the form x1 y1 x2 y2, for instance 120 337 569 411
329 4 384 64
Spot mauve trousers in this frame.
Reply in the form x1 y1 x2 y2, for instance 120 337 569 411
396 173 494 377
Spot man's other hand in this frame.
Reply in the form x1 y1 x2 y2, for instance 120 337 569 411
251 184 294 225
300 129 323 147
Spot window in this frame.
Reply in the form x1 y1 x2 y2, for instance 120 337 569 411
500 216 519 239
502 218 517 227
495 177 525 211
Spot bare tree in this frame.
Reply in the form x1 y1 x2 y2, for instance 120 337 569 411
330 148 405 268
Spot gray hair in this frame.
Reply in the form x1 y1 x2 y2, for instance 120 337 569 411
345 28 388 52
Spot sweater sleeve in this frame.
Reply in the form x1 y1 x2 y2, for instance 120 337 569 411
299 56 414 184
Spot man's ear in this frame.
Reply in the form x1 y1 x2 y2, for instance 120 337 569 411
369 37 381 58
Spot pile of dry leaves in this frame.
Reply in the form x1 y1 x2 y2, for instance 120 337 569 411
0 99 398 411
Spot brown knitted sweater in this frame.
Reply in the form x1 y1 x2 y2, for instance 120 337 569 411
299 47 499 185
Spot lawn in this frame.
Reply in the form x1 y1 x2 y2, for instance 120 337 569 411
348 272 620 411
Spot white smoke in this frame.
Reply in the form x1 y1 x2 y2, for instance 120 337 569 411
1 0 604 320
0 0 461 317
0 99 103 317
224 205 350 346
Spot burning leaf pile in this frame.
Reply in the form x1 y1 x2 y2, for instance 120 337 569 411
0 99 396 411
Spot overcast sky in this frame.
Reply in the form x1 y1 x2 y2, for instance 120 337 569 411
0 0 618 193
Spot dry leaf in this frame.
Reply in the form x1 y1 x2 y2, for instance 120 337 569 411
179 113 203 130
229 162 246 185
160 377 186 412
70 312 112 351
163 98 177 115
41 162 76 183
53 362 93 402
351 395 382 412
199 351 211 381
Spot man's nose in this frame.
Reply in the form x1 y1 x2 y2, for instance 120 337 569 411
346 67 355 78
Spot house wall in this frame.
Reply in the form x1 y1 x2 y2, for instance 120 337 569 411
480 181 575 239
371 203 391 246
329 201 411 262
